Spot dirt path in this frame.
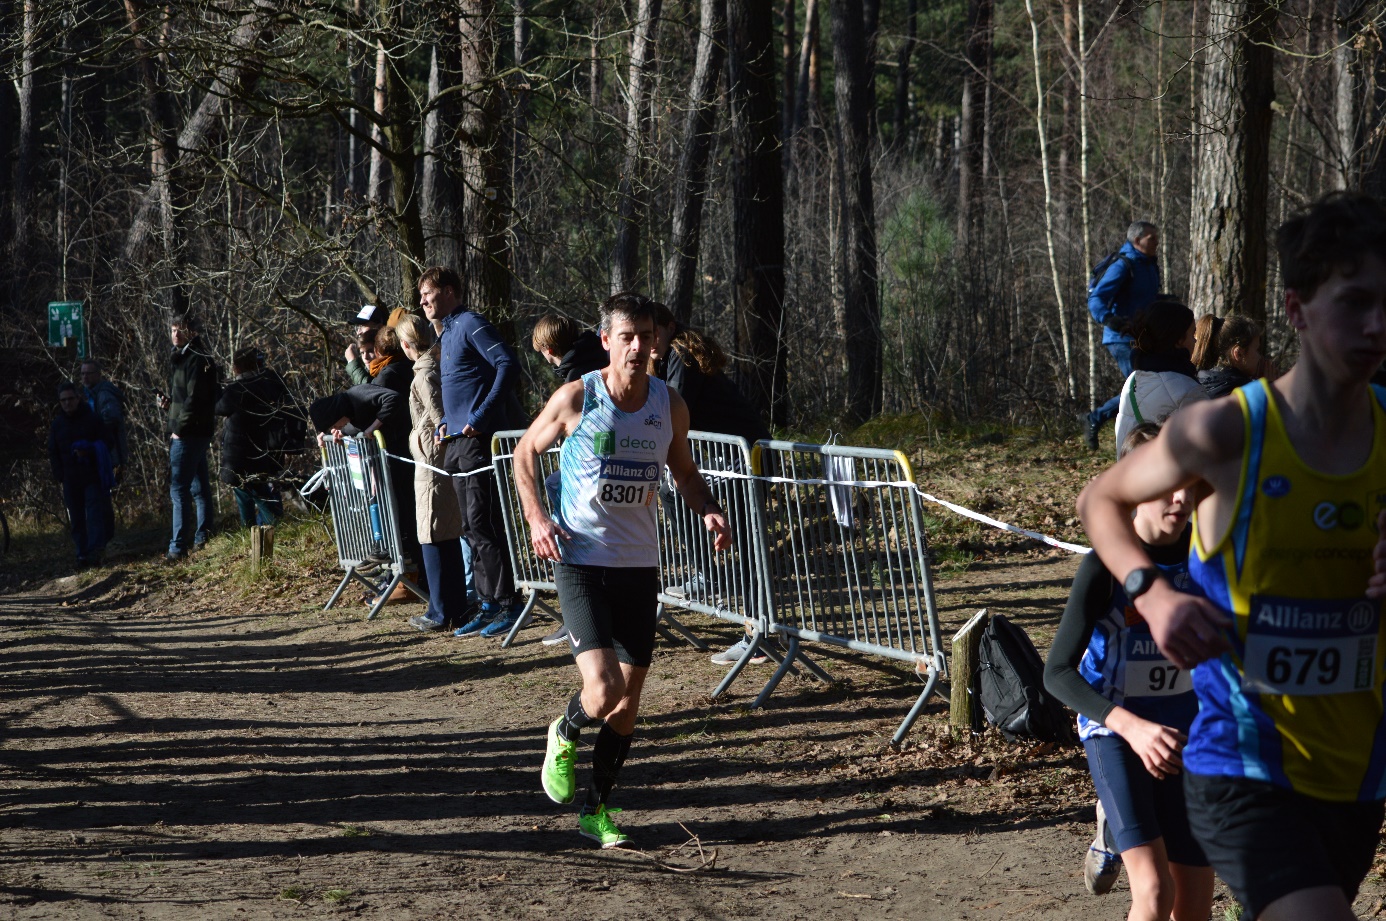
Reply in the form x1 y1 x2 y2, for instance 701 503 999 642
1 555 1380 919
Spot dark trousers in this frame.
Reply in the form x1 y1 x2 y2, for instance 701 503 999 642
233 481 283 527
63 477 112 561
444 435 513 604
420 540 469 627
1090 341 1135 427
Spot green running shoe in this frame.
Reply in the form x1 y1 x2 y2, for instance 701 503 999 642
541 717 577 804
578 805 629 849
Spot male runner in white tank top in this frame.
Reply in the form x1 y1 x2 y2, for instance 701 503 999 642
514 292 730 848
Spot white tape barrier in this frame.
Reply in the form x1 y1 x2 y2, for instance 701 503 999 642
698 468 1092 556
377 448 1092 556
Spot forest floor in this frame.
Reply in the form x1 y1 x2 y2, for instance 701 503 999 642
3 422 1386 919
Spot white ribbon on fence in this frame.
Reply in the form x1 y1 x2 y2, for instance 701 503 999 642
365 446 1092 556
696 467 1092 555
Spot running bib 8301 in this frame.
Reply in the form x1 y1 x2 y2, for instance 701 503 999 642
596 458 659 509
1241 595 1379 697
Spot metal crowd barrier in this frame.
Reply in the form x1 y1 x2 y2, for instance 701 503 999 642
317 431 426 620
752 440 948 744
656 432 773 658
490 430 562 647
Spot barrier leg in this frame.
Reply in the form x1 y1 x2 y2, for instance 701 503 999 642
500 590 539 649
751 635 803 709
325 567 379 612
367 573 403 621
654 605 709 651
710 628 768 700
892 664 943 746
324 570 356 612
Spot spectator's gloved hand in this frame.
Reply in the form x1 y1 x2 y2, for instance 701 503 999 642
1105 317 1129 335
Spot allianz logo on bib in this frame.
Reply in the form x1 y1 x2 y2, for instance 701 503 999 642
1312 500 1365 531
1252 599 1377 633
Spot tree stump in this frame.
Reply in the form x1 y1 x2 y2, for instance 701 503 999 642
950 609 990 736
250 525 275 575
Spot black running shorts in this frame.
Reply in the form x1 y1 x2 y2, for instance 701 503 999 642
1184 772 1386 918
555 563 660 667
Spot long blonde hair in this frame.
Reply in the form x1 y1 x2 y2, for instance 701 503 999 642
394 314 436 353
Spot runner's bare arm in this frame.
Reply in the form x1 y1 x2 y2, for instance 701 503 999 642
515 381 583 561
665 389 731 552
1077 400 1238 668
1369 510 1386 599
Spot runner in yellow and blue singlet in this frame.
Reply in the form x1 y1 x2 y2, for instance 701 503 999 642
1187 380 1386 800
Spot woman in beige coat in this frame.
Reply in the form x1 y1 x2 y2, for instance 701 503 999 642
396 315 470 631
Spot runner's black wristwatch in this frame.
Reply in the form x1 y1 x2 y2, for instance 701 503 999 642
1123 566 1163 600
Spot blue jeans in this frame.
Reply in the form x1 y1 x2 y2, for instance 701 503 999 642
63 477 112 561
1090 341 1135 427
169 436 213 553
233 481 283 527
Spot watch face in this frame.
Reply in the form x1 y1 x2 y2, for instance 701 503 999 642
1125 568 1155 598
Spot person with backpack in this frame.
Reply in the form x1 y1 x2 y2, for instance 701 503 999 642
1045 422 1213 919
1085 221 1162 451
215 347 291 527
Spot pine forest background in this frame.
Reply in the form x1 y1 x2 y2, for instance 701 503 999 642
3 0 1385 518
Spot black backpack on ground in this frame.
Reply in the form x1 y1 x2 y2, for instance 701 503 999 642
973 613 1076 744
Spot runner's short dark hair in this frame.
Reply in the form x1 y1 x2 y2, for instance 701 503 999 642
599 292 662 333
1276 191 1386 301
418 266 462 294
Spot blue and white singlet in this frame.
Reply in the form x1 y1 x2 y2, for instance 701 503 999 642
557 370 672 568
1078 556 1199 741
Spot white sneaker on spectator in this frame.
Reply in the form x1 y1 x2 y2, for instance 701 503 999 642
710 636 769 666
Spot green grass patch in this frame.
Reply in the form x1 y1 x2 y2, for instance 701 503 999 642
323 889 352 903
339 824 370 837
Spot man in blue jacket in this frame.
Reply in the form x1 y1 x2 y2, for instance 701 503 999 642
1085 221 1161 450
419 266 527 639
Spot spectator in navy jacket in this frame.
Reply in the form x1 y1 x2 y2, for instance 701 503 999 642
418 265 527 638
1085 221 1161 450
49 381 115 567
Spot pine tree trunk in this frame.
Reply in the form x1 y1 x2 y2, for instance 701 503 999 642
13 0 37 291
662 0 725 323
728 0 788 425
459 0 513 315
892 0 917 148
609 0 662 294
1188 0 1276 321
832 0 880 425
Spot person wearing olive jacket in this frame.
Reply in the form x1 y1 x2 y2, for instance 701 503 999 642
158 314 219 561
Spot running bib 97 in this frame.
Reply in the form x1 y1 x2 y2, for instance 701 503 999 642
1241 595 1379 697
596 458 659 509
1122 632 1193 698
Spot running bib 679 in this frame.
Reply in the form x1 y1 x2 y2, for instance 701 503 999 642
596 458 660 509
1241 595 1379 697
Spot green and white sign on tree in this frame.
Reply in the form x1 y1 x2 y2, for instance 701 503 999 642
47 301 87 359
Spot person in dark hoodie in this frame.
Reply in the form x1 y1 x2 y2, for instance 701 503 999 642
532 313 609 383
1112 298 1205 452
1191 314 1274 400
216 347 292 527
310 383 420 590
158 313 219 561
49 381 116 567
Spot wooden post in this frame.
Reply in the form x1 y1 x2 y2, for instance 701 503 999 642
950 609 990 735
250 525 275 575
